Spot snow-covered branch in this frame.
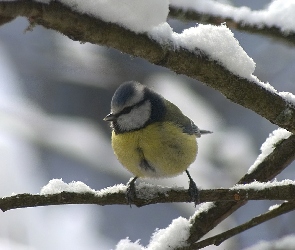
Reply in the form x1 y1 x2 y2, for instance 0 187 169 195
192 200 295 249
1 180 295 212
187 133 295 244
1 0 295 133
1 1 295 249
169 1 295 46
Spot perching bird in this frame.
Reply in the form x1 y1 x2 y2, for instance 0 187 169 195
104 81 212 205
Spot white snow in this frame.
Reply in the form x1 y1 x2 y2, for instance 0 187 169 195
18 0 295 82
40 179 96 195
116 239 143 250
115 217 190 250
97 182 184 200
268 203 281 211
96 184 126 196
37 0 169 33
150 22 256 79
175 23 255 78
232 179 295 191
244 234 295 250
40 179 181 199
189 202 215 222
32 0 256 78
148 217 190 249
279 91 295 105
170 0 295 33
250 76 278 94
248 128 292 173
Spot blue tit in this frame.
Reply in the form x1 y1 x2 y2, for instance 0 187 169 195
104 81 212 205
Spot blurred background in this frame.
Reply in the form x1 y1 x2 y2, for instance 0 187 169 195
0 0 295 249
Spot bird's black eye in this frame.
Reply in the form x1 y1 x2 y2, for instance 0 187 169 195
121 105 133 115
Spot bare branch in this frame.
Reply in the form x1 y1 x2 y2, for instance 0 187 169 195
192 201 295 249
0 1 295 132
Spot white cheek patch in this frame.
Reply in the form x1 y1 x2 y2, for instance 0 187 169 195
117 100 151 131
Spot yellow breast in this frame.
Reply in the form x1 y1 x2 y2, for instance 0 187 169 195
111 122 197 178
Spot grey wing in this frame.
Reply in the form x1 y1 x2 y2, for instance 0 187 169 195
164 99 212 136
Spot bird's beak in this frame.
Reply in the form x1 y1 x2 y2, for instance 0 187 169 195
103 113 117 121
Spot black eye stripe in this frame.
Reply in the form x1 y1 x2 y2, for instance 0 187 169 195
117 98 148 116
120 105 133 115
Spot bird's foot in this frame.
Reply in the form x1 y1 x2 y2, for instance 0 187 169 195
126 177 138 207
186 170 200 206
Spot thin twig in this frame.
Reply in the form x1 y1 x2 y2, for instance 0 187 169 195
192 201 295 249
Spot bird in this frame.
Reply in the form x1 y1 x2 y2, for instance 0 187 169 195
104 81 212 205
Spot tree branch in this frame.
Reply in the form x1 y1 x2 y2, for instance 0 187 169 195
169 7 295 47
1 183 295 212
1 2 295 248
186 134 295 245
0 1 295 132
192 201 295 249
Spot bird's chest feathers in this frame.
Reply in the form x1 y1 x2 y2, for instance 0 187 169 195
112 122 197 178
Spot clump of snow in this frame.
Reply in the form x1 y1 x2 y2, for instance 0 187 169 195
269 203 281 211
38 0 169 33
244 234 295 250
116 238 143 250
248 128 292 173
115 217 190 250
148 23 173 44
40 179 95 195
170 0 295 33
148 217 190 249
175 24 255 78
189 202 215 222
150 23 256 79
96 184 126 196
279 91 295 106
232 179 295 191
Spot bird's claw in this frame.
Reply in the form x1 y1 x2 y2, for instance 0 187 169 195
188 179 200 206
186 170 200 206
126 177 137 207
